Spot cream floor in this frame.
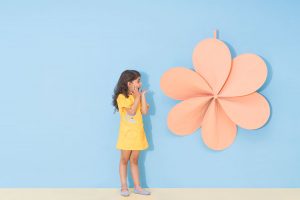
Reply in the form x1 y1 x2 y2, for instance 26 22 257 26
0 188 300 200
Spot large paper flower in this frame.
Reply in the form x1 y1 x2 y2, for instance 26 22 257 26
160 31 270 151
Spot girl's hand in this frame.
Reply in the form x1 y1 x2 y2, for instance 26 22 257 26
132 86 141 98
141 89 148 96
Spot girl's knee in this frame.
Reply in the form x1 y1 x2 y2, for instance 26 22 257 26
130 157 139 165
120 157 130 165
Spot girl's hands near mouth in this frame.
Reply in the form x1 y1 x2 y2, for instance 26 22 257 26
141 89 147 96
132 86 141 99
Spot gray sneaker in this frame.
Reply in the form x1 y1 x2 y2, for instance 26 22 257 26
133 188 151 195
120 189 130 197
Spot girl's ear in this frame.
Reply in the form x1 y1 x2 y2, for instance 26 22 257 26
127 81 132 90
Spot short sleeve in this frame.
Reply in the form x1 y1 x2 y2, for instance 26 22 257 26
117 94 132 112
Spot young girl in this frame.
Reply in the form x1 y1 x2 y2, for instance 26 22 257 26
112 70 151 197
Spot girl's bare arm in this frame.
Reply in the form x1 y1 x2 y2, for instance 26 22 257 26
125 86 141 116
125 95 140 116
141 91 149 115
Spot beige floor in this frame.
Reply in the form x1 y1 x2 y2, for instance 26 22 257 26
0 188 300 200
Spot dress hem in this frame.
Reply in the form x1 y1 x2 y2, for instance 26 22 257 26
116 146 149 151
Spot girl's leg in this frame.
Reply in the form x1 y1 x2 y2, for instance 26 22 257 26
130 150 151 195
119 150 131 191
130 150 142 189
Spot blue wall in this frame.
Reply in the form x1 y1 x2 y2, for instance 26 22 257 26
0 0 299 187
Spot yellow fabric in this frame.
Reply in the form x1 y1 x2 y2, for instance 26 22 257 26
116 94 149 150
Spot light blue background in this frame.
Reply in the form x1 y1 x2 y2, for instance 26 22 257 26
0 0 299 188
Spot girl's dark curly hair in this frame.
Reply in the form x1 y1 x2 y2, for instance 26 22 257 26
112 70 141 112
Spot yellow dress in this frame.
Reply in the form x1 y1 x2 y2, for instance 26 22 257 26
116 94 149 150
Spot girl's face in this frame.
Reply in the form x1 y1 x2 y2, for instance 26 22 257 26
128 77 142 93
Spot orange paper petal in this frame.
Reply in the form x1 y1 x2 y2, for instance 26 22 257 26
219 54 268 97
193 38 232 94
201 99 237 150
219 92 270 129
167 96 212 135
160 67 212 100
